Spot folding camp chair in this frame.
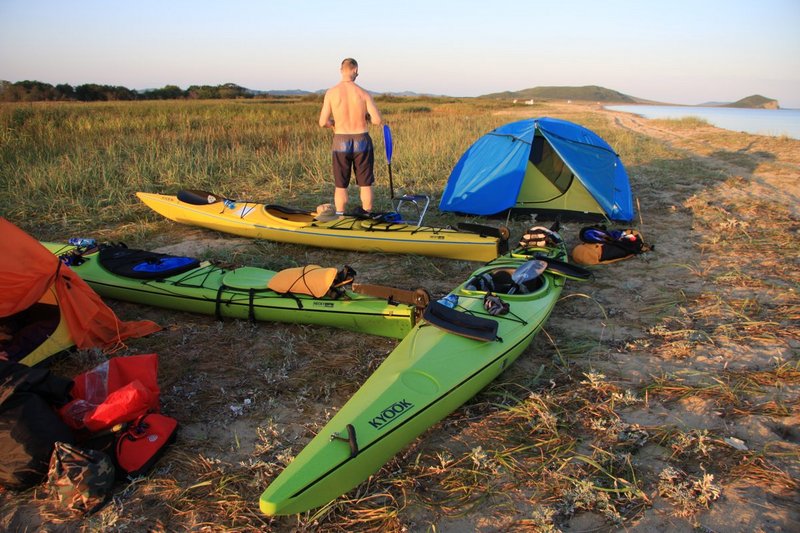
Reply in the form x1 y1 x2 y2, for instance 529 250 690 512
383 125 430 227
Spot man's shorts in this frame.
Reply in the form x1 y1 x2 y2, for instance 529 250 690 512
332 133 375 188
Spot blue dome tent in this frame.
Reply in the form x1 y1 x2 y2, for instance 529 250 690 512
439 117 634 222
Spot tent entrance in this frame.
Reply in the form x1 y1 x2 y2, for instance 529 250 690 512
0 287 66 364
530 134 573 193
514 134 605 218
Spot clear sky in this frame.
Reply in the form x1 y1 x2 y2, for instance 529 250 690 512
1 0 798 107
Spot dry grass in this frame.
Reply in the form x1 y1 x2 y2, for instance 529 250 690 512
2 98 799 531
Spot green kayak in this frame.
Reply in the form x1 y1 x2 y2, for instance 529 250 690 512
259 235 583 515
41 242 421 340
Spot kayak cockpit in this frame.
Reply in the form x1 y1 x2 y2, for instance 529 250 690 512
462 262 546 296
263 204 317 226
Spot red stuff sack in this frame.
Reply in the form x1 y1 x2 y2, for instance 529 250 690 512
84 380 155 431
60 354 160 432
70 353 159 405
115 413 178 477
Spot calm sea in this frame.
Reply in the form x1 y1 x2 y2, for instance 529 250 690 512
605 105 800 140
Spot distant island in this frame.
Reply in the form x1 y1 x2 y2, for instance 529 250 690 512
723 94 780 109
480 85 780 109
0 80 781 109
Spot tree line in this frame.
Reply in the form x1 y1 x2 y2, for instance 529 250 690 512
0 80 272 102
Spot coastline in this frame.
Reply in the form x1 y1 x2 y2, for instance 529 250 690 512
605 103 800 139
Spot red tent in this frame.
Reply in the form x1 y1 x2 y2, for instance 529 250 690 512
0 217 160 365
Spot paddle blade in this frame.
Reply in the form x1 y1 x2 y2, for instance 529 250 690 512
534 254 594 281
423 301 498 342
383 124 393 163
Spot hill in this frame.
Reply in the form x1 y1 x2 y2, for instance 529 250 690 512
246 88 315 97
251 88 443 98
723 94 780 109
480 85 643 103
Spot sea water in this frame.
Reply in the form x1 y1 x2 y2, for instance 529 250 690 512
605 105 800 140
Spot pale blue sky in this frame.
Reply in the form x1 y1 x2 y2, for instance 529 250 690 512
1 0 798 107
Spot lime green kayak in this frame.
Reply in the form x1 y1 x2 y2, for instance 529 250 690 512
41 242 418 340
259 238 577 515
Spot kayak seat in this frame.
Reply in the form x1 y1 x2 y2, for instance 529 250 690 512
98 245 200 280
465 268 543 295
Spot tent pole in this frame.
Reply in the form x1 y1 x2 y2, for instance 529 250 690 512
636 197 646 239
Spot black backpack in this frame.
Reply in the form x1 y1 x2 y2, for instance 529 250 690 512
0 361 75 490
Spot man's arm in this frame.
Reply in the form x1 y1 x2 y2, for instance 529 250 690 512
319 92 334 128
365 94 382 126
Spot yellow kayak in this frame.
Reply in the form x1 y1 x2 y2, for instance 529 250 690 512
137 190 509 262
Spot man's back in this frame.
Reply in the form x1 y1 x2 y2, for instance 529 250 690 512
320 81 381 135
327 82 370 134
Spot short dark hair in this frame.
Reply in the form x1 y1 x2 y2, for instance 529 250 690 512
341 58 358 70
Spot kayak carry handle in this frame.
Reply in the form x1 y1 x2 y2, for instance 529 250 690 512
330 424 359 458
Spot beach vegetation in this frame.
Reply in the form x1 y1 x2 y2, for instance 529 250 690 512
1 97 797 532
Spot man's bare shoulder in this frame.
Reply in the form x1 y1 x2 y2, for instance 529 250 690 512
352 83 374 100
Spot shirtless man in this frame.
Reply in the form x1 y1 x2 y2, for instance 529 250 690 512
319 58 383 215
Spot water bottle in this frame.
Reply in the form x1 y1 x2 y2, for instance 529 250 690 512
223 199 236 209
437 294 458 308
68 237 96 248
